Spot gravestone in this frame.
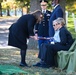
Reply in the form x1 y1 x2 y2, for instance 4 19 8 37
74 20 76 32
65 11 68 26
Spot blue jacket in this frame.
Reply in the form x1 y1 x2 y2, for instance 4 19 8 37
35 10 51 37
49 5 63 37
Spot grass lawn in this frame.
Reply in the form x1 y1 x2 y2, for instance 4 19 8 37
0 16 76 75
0 48 67 75
67 17 76 38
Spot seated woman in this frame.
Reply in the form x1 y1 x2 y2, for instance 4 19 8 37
35 18 74 68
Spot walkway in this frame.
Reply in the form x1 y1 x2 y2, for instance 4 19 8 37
0 17 18 48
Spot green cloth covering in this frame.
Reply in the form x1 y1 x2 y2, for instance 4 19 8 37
0 64 28 75
57 39 76 73
66 49 76 74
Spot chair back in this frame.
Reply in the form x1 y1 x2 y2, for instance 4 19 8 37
69 39 76 52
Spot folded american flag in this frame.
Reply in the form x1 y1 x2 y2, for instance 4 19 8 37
38 37 51 40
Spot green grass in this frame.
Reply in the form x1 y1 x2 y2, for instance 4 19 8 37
67 17 76 38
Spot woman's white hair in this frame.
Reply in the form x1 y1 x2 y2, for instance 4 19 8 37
53 17 65 26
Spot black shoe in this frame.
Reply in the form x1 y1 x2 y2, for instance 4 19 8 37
33 62 41 67
40 63 51 68
20 63 29 67
41 64 51 68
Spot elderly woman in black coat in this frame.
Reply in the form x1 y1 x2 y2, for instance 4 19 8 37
8 10 43 67
34 18 74 68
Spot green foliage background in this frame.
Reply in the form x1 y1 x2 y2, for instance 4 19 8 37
66 0 76 14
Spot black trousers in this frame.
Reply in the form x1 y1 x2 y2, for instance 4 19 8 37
44 44 57 67
40 43 70 67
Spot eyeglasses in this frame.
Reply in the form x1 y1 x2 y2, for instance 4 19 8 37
41 5 47 6
53 23 60 26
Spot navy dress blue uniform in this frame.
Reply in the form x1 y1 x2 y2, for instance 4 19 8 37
49 5 63 37
41 26 74 67
35 10 51 59
8 14 37 66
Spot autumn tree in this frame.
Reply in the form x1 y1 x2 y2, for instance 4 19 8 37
66 0 76 14
0 0 2 16
15 0 30 15
2 0 15 16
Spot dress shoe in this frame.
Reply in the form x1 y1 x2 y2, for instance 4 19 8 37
39 62 51 68
33 62 41 67
33 61 50 68
20 63 29 67
40 64 51 68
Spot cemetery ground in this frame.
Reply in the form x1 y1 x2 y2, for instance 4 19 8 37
0 16 76 75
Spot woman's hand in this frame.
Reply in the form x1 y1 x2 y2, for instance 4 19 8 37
29 34 38 40
34 34 38 40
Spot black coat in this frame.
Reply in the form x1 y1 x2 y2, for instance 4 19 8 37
8 14 36 50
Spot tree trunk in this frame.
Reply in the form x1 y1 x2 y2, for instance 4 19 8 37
21 8 23 16
30 0 41 12
28 0 41 50
15 6 17 16
60 0 66 19
0 3 2 16
7 9 10 16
